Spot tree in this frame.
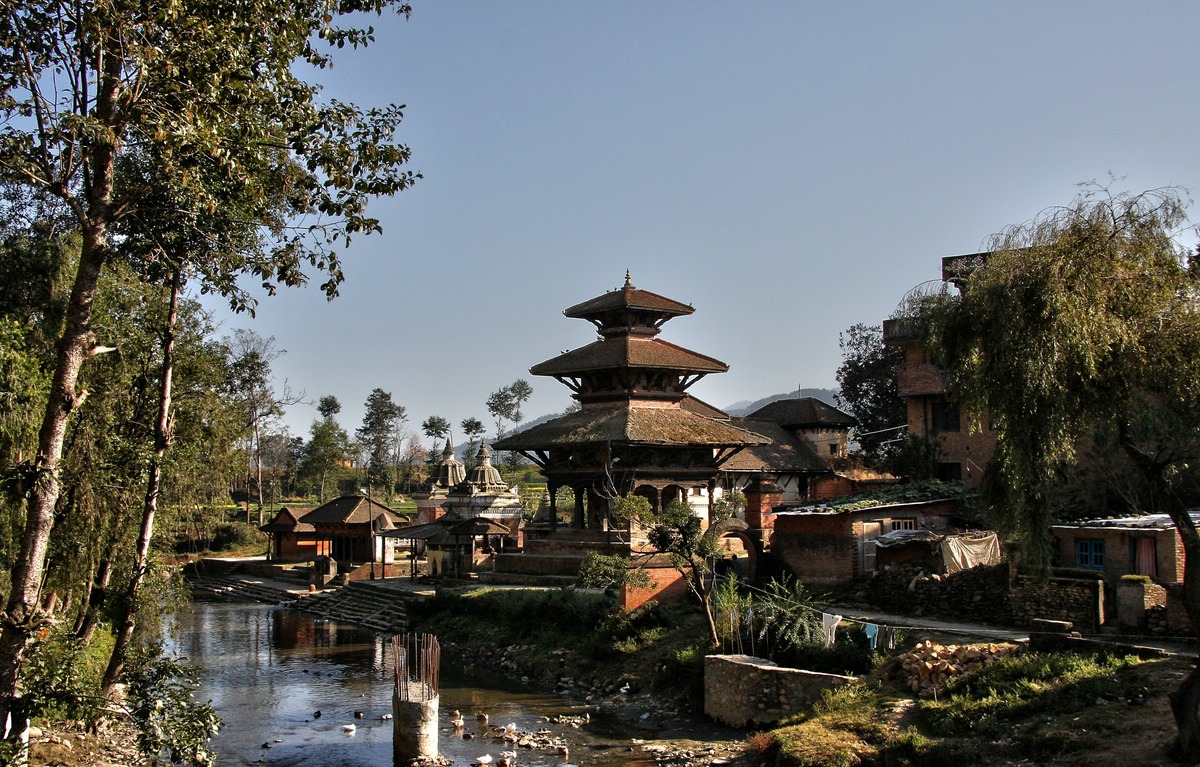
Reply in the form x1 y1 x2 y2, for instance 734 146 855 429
356 388 405 499
227 330 301 523
301 397 350 504
835 323 906 467
460 416 485 466
485 379 533 438
920 185 1200 758
0 0 418 733
317 395 342 422
421 415 451 445
617 495 724 647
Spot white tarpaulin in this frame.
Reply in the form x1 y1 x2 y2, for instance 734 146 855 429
941 532 1001 574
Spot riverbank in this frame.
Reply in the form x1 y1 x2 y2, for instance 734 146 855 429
168 574 1200 767
28 717 149 767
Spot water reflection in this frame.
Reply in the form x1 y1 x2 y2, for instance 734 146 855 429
167 602 664 767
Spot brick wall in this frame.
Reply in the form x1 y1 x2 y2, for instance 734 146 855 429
772 514 854 583
703 654 855 728
1052 527 1182 584
621 565 687 610
897 360 945 397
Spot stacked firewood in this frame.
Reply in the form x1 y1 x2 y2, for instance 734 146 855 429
897 640 1017 696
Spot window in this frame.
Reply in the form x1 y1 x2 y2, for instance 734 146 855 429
829 443 839 456
1076 538 1105 570
935 462 962 482
931 402 960 432
1132 537 1157 577
891 518 917 531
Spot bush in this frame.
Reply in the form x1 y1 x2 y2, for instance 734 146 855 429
576 552 651 592
209 522 264 552
125 650 221 767
22 625 114 723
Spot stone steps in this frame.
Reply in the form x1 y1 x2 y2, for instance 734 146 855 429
293 581 411 634
475 571 579 588
188 574 300 605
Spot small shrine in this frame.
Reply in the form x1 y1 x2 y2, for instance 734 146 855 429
398 441 523 577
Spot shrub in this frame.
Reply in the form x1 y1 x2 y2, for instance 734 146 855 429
576 552 651 592
209 522 263 552
125 650 221 767
22 625 114 723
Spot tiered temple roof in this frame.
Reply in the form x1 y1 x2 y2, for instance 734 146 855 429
496 274 766 482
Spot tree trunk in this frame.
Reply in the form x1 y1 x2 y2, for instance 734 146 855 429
74 559 112 647
0 25 123 737
1126 441 1200 761
1166 501 1200 760
253 410 264 526
101 268 180 699
0 223 110 737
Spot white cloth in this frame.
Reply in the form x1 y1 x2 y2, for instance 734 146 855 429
941 532 1001 574
821 613 843 648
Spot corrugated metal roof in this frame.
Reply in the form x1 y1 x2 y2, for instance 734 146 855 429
775 497 959 516
1051 511 1200 532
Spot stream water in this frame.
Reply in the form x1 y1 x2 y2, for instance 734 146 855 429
166 602 677 767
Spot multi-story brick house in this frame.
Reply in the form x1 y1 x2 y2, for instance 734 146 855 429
882 253 997 487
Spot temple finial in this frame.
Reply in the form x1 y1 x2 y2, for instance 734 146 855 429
624 270 633 289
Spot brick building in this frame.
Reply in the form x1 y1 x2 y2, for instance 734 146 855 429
770 497 960 583
882 253 997 487
1051 513 1194 585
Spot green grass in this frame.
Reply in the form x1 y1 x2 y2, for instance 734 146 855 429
766 649 1153 767
918 651 1144 736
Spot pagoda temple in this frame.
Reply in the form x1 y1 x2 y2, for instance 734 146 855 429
495 273 768 532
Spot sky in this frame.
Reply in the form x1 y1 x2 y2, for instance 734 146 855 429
199 2 1200 444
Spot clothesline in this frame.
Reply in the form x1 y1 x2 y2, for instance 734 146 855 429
725 578 1022 642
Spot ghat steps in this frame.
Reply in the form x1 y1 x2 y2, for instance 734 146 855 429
293 580 413 634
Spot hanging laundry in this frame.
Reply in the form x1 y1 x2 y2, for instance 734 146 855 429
821 613 843 648
863 623 879 651
876 625 896 650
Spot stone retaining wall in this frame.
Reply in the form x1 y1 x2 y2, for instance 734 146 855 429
1009 574 1103 632
865 563 1011 624
862 564 1109 632
703 654 855 728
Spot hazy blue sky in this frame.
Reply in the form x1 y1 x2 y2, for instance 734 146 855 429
201 2 1200 444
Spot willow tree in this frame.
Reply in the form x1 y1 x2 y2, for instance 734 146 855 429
0 0 418 738
922 185 1200 758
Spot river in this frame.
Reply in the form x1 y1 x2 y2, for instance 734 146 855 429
167 602 681 767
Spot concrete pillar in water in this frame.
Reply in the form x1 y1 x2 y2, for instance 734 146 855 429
392 685 438 762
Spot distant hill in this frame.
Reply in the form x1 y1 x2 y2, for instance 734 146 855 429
724 388 841 417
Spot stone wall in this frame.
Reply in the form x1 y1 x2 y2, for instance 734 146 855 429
703 654 855 728
1009 574 1104 633
864 564 1012 624
1164 583 1195 636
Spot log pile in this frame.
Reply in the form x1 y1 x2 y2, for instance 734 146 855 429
897 640 1017 696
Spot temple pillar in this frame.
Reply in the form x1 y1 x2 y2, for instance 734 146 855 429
707 479 716 525
547 479 559 531
573 486 585 529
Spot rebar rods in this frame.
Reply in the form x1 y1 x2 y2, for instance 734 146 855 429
392 633 440 702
